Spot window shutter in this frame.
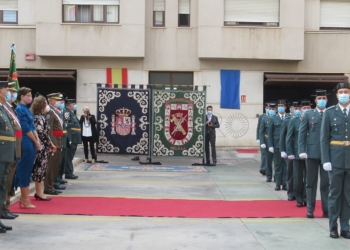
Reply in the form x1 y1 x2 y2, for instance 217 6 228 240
0 0 18 10
179 0 190 14
224 0 279 23
154 0 165 11
320 0 350 28
63 0 120 5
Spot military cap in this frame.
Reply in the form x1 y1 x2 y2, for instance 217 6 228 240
47 93 63 100
277 99 288 105
267 102 277 108
35 92 43 98
299 100 311 107
66 99 76 104
0 81 9 89
290 101 300 107
311 89 329 97
8 82 17 92
335 82 350 91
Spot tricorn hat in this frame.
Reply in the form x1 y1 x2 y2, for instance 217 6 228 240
0 81 9 89
66 99 76 104
311 89 329 97
277 99 288 105
335 82 350 91
267 102 277 108
290 101 300 107
299 100 311 107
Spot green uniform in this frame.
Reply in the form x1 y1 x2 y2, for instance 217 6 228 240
321 104 350 232
286 116 306 204
299 108 329 214
268 114 288 187
0 104 15 213
256 114 266 172
259 115 273 180
64 109 82 176
57 115 70 182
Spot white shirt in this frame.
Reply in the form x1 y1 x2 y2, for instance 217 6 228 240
279 114 285 120
207 114 212 122
338 104 350 116
82 118 92 137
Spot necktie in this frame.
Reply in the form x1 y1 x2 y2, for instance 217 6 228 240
281 115 284 120
344 108 348 118
320 111 324 118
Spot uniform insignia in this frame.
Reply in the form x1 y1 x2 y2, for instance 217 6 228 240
312 117 314 120
334 118 336 121
46 114 50 119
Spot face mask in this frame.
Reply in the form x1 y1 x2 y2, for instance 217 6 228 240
265 109 269 114
44 105 50 113
73 104 78 111
12 92 17 102
269 110 275 116
302 109 309 115
55 101 61 108
207 111 212 115
317 99 327 108
59 103 65 110
24 96 33 104
294 110 301 117
277 107 285 113
5 92 11 102
338 94 350 105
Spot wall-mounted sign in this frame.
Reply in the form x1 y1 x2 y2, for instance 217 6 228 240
25 54 36 61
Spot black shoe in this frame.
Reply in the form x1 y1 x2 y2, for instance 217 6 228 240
211 161 217 166
65 175 78 179
275 186 281 191
44 190 59 195
303 201 307 207
297 202 303 207
8 212 18 218
306 212 314 218
131 156 140 161
259 170 266 176
0 227 5 233
0 221 12 231
340 231 350 239
54 185 66 190
330 228 339 238
282 186 288 191
205 162 211 166
54 190 62 193
288 197 296 201
322 212 329 218
34 193 52 201
59 180 68 184
0 212 15 220
266 179 272 182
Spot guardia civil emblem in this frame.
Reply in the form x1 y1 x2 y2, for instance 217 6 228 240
164 103 194 145
111 107 136 136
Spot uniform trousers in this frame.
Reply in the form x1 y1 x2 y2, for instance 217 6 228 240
305 158 329 213
260 146 266 171
328 168 350 232
293 159 306 204
44 149 62 192
286 159 294 199
57 148 67 182
264 148 273 180
65 143 77 176
2 160 16 213
274 148 287 187
0 162 10 210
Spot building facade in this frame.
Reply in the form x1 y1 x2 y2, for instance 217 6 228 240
1 0 350 147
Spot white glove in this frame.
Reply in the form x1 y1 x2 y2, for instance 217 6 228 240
288 155 295 160
261 144 266 149
256 140 260 144
323 162 332 171
269 147 274 153
299 153 307 159
281 151 287 158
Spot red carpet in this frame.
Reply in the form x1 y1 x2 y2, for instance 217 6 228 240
236 148 259 153
10 197 324 218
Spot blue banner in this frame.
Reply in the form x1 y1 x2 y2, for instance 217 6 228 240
220 70 240 109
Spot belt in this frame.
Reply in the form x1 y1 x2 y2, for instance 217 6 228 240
0 135 15 142
15 130 22 139
71 128 81 131
330 141 350 146
264 134 268 138
63 130 67 134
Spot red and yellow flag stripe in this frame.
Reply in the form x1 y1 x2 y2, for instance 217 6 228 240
106 68 128 88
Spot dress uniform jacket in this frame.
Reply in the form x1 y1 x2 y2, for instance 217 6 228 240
46 105 63 148
286 117 302 159
279 116 291 152
268 114 289 149
4 102 22 158
65 109 82 144
259 115 270 147
256 114 265 141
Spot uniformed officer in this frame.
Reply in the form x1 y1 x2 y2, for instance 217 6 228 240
268 99 289 190
259 102 276 182
64 99 81 179
44 93 65 195
0 81 15 233
321 82 350 239
257 104 269 175
57 94 69 185
299 90 329 219
287 100 311 206
280 101 299 200
1 82 21 220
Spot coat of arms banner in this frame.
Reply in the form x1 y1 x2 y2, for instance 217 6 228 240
97 87 150 155
152 89 206 157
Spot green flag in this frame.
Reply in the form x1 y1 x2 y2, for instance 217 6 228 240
8 43 19 91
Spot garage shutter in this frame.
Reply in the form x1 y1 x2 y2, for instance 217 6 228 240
0 0 18 10
320 0 350 28
63 0 119 5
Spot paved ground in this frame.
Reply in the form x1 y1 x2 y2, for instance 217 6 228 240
1 147 349 249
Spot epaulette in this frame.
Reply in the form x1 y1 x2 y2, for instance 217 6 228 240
326 105 335 110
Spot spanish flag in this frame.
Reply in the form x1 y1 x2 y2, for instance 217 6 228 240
106 68 128 88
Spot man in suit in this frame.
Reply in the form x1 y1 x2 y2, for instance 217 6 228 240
299 90 329 219
259 102 276 182
205 106 220 166
64 99 81 178
321 82 350 239
0 81 15 233
280 101 299 201
268 99 289 190
257 104 269 175
44 93 65 195
287 100 311 207
1 82 21 220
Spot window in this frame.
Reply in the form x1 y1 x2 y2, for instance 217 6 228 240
0 0 18 24
320 0 350 29
63 0 119 23
224 0 279 27
149 72 193 89
153 0 165 27
178 0 190 27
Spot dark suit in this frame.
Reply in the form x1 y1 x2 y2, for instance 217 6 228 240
257 114 266 172
205 114 219 164
280 116 294 199
321 104 350 232
299 109 329 214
